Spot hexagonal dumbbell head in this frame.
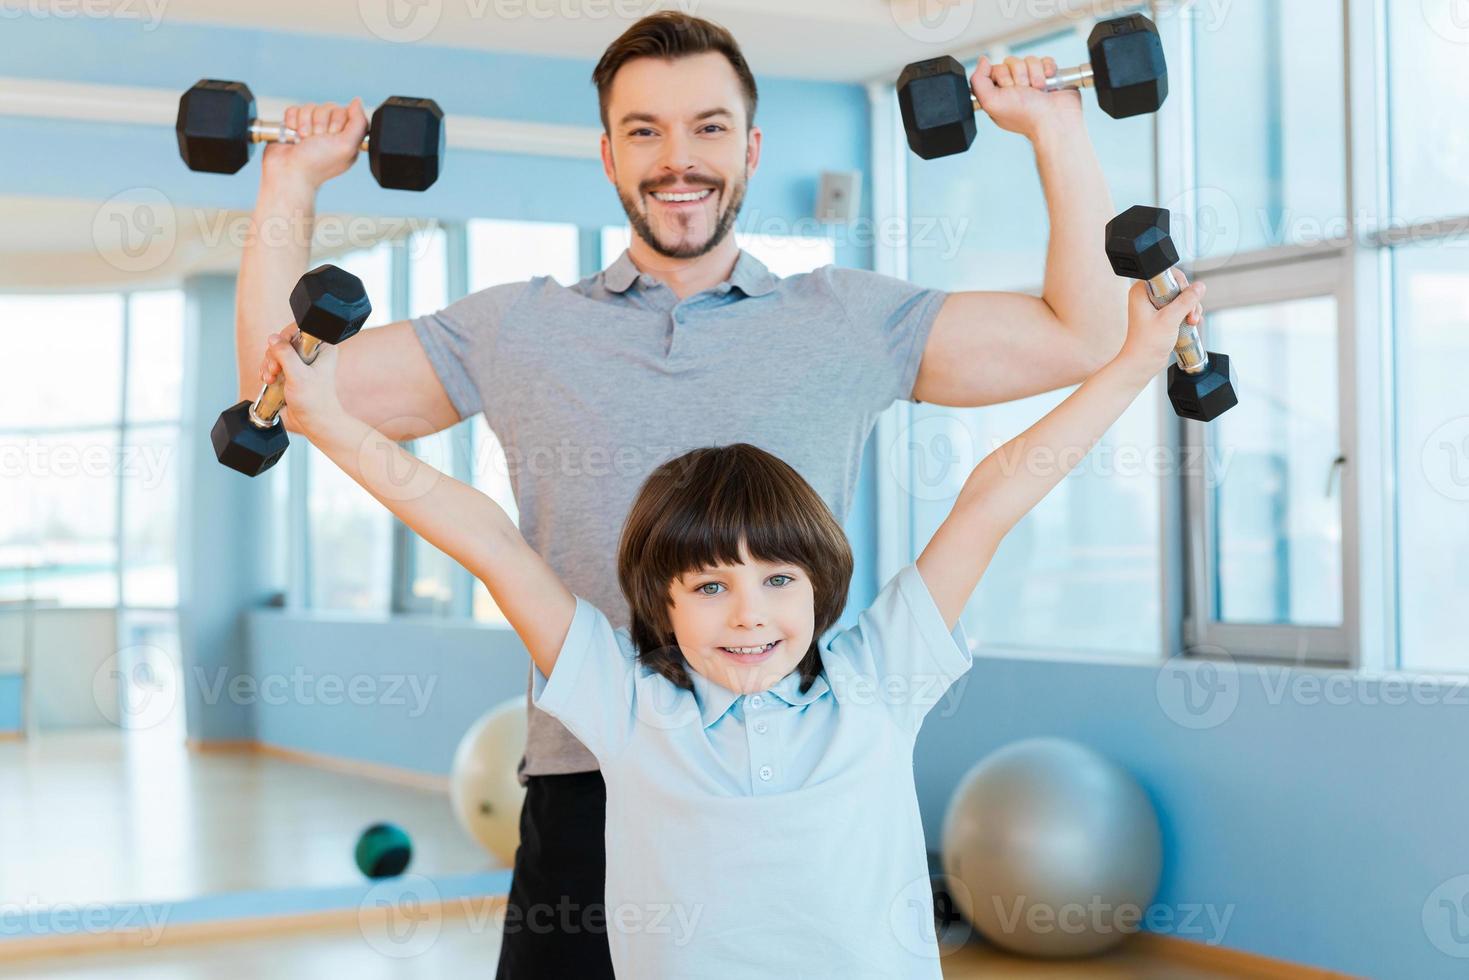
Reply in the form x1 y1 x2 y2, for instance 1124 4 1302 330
1088 13 1168 119
897 56 976 160
289 264 373 343
212 400 290 477
369 97 446 191
1168 354 1238 422
1104 205 1178 281
176 79 257 174
213 265 371 477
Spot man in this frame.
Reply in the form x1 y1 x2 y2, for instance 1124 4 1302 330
239 12 1131 976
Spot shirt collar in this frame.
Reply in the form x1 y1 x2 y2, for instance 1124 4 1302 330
601 248 777 298
688 660 831 729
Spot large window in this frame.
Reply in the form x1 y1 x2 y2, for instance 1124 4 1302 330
892 17 1162 660
904 23 1156 293
880 1 1468 675
1392 241 1469 673
0 291 183 609
1191 0 1345 258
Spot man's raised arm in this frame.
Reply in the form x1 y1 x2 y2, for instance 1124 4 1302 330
236 97 458 443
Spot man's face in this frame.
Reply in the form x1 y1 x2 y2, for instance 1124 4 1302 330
666 544 815 696
601 52 761 260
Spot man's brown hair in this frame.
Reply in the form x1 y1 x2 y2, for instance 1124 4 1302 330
591 11 759 133
617 444 853 693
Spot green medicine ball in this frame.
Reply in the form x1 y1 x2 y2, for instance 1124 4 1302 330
355 822 413 879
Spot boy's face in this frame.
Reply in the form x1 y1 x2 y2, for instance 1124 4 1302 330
600 51 761 260
667 544 815 696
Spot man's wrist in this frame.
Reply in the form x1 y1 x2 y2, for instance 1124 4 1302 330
1027 111 1087 152
258 170 321 207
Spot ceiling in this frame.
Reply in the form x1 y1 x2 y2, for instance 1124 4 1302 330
144 0 1092 84
2 1 1106 283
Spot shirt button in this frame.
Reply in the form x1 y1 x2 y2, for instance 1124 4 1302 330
755 721 768 734
758 766 773 781
750 695 764 708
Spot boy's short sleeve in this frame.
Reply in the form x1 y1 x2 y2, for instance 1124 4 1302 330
817 266 948 405
824 564 972 737
531 596 639 763
408 280 528 423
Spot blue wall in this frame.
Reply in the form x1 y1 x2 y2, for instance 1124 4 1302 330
0 17 872 269
914 657 1469 978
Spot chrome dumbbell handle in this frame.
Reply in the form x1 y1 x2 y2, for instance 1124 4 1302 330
247 331 324 429
1141 269 1209 375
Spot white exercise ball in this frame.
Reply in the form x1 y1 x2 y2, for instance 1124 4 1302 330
940 737 1162 958
450 696 527 866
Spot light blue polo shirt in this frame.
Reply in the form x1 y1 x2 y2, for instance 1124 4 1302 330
411 249 948 781
532 563 972 978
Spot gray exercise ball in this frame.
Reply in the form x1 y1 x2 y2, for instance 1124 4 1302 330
940 737 1162 958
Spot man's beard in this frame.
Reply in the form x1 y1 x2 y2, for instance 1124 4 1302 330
618 169 747 260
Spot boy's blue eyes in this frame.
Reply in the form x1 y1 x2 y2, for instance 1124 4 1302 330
696 574 794 596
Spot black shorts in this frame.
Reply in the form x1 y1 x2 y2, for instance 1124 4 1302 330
495 770 615 979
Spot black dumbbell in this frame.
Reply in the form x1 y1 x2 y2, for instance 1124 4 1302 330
897 13 1167 160
212 265 372 477
176 80 445 191
1105 205 1238 422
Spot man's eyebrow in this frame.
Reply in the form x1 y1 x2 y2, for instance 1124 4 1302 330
617 107 735 127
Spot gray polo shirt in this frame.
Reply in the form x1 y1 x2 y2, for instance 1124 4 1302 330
410 248 947 780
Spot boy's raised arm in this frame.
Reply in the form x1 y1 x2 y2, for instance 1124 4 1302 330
916 279 1206 631
313 413 576 676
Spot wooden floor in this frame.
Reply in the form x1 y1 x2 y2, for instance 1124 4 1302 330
0 729 1311 979
2 917 1269 979
0 728 495 907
